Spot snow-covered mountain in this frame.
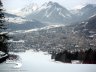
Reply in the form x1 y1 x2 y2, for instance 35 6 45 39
71 4 96 23
25 1 73 24
17 3 38 16
79 4 96 18
5 3 96 33
17 2 96 25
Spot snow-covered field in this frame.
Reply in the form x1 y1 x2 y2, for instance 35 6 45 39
0 50 96 72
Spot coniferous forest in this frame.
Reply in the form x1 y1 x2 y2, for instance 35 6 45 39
0 0 9 63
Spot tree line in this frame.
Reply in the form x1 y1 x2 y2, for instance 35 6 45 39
52 48 96 64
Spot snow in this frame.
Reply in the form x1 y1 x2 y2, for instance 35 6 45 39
70 9 80 14
35 1 68 19
24 28 39 33
13 63 22 69
6 60 22 69
0 50 96 72
38 2 56 18
16 50 96 72
57 8 60 11
45 9 54 18
38 3 51 12
8 39 25 43
6 17 27 24
72 5 85 10
9 25 65 34
90 43 95 46
85 22 88 24
66 14 72 17
89 31 95 34
0 53 8 58
89 14 96 19
17 3 38 16
6 9 21 14
0 32 8 34
75 45 79 47
82 22 88 27
81 22 85 23
71 60 82 64
89 35 94 38
59 9 66 18
25 25 64 33
0 51 5 55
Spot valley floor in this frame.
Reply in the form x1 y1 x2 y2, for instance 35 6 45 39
0 50 96 72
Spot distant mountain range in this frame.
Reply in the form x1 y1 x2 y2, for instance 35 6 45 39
5 1 96 33
19 2 96 25
73 4 96 23
24 1 73 24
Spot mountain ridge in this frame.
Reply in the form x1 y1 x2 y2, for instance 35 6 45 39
25 1 72 24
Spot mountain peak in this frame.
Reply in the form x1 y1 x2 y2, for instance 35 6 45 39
47 1 53 6
84 4 96 9
21 3 38 12
42 1 60 7
25 1 72 24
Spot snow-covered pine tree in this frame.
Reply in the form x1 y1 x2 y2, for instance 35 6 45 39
0 0 9 63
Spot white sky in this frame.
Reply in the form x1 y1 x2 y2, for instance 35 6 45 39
2 0 96 10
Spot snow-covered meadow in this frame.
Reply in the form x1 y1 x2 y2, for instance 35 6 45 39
0 50 96 72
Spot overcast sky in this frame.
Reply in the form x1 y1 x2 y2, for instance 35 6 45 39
2 0 96 10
